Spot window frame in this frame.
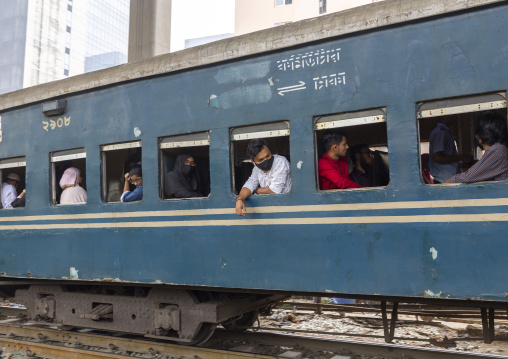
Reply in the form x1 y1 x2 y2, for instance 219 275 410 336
275 0 292 7
158 131 211 200
319 0 327 14
0 156 26 209
50 148 86 205
100 140 141 203
416 91 507 185
229 121 290 195
314 108 389 192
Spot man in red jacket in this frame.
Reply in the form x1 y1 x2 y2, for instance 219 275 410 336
318 130 362 190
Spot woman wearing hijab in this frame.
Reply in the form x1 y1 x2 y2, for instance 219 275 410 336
60 167 87 204
164 153 207 199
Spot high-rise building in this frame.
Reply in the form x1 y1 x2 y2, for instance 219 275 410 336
0 0 129 95
235 0 383 36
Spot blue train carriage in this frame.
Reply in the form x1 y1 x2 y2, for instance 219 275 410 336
0 0 507 345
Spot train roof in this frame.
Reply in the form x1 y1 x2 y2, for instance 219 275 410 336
0 0 502 112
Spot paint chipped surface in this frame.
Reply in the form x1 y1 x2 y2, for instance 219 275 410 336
133 126 141 137
424 289 442 298
297 161 303 169
219 258 227 269
268 77 274 86
218 84 271 110
69 267 79 280
429 247 438 260
214 62 270 84
208 94 219 109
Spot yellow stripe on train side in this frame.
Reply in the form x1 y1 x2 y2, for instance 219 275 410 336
0 213 506 230
0 197 506 223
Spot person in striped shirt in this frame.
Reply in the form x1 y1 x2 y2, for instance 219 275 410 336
446 111 508 184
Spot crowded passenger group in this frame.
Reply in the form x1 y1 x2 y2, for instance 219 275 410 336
1 112 508 211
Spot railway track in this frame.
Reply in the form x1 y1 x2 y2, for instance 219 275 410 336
0 317 506 359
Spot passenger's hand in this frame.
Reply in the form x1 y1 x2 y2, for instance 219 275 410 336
444 178 451 183
235 199 246 217
124 173 130 181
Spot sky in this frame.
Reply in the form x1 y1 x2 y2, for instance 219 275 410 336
170 0 235 52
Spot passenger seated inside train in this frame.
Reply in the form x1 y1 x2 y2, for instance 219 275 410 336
445 111 508 183
59 167 87 204
164 153 209 199
428 117 473 184
121 166 143 202
235 139 291 217
349 143 375 187
1 173 25 209
318 130 362 190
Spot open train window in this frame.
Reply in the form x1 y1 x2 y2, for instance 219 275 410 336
0 157 26 209
50 148 86 205
159 132 210 200
314 108 390 190
417 92 507 184
101 141 142 203
230 121 290 194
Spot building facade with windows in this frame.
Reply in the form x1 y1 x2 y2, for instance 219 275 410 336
0 0 129 95
235 0 383 36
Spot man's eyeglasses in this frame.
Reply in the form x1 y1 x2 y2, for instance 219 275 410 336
130 178 142 184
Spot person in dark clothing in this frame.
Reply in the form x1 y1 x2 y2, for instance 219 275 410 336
349 143 374 187
164 153 208 199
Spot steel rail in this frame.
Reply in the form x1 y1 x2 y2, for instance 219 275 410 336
214 329 508 359
0 322 281 359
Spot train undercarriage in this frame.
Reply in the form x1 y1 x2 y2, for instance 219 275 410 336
13 284 286 345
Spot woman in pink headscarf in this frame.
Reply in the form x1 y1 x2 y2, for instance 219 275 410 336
59 167 87 204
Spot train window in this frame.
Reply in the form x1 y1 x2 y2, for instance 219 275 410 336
314 108 390 190
230 121 290 194
101 141 142 203
417 92 507 184
159 132 211 200
50 148 86 205
0 157 26 209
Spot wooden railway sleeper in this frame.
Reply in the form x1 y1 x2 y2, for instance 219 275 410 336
380 301 398 343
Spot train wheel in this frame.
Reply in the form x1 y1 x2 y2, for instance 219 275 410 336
222 309 259 331
181 291 216 346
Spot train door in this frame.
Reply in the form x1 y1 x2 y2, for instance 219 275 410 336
0 156 26 209
230 121 290 194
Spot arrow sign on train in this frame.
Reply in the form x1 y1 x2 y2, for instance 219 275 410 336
277 81 306 96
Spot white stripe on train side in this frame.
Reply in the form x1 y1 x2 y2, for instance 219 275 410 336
0 212 506 230
0 197 506 223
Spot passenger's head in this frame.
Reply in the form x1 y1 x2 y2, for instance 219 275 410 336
59 167 82 189
350 144 374 167
475 111 508 148
246 139 273 171
323 130 348 159
175 153 197 176
5 173 20 187
128 166 143 186
440 117 457 128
